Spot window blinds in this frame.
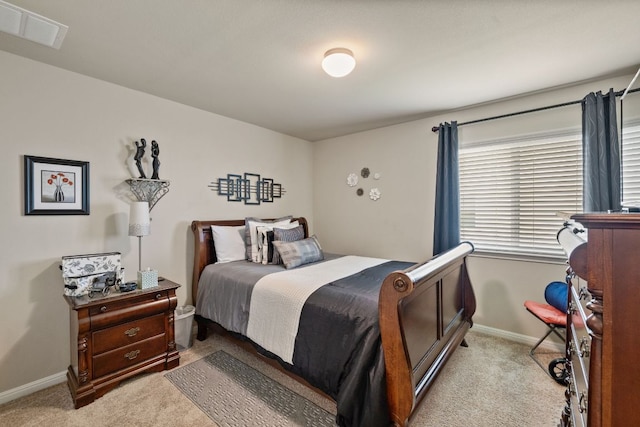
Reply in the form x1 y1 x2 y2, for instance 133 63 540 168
622 124 640 206
459 131 582 259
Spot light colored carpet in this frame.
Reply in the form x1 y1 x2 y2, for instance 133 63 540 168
0 328 565 426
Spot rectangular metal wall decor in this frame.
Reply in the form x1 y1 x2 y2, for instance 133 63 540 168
209 173 285 205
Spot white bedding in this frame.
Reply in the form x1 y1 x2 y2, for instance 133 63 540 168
246 255 388 364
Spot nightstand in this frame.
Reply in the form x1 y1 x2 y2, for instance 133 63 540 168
64 279 181 408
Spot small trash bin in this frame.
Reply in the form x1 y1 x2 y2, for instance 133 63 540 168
175 305 195 351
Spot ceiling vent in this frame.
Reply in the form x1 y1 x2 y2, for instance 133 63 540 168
0 1 68 49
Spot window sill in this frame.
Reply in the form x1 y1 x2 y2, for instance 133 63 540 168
469 250 567 266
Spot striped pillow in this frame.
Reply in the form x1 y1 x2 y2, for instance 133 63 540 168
272 224 305 265
256 222 301 264
272 235 323 269
256 226 275 265
244 216 293 262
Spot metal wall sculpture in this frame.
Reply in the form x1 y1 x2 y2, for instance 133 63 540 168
209 173 285 205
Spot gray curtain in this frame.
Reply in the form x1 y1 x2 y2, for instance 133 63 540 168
582 89 621 212
433 121 459 255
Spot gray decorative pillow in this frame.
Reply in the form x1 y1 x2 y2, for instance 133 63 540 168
272 224 305 265
272 235 323 269
244 216 293 261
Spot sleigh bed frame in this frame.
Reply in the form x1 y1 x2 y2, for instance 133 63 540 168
191 217 476 426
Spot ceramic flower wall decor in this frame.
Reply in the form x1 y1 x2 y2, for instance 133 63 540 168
347 166 382 201
369 188 381 201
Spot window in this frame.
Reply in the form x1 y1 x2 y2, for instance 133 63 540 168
459 130 582 259
622 123 640 205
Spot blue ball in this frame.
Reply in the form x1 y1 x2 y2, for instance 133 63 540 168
544 281 568 312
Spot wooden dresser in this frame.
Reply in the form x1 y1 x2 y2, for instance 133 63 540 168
559 214 640 427
64 279 180 408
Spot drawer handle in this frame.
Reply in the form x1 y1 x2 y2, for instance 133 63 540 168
156 294 162 300
578 391 588 413
125 327 140 337
567 376 575 395
578 286 589 301
568 301 577 315
124 350 140 360
579 336 590 358
100 306 107 313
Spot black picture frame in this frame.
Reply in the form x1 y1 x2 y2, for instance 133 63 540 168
24 155 90 215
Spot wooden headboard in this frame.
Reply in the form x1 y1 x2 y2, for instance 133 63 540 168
190 217 309 305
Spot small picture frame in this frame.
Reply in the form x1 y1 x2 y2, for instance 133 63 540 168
24 155 90 215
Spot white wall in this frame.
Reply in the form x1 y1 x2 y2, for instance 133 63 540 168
313 72 640 339
0 51 313 395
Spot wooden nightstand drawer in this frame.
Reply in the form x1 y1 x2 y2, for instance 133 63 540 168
65 280 180 408
92 313 166 354
89 291 169 329
93 334 167 378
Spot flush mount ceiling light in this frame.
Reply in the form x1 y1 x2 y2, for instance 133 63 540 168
0 0 68 49
322 48 356 78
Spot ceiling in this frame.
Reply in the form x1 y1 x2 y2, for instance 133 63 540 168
1 1 640 142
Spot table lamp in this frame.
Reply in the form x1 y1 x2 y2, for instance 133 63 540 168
128 201 150 271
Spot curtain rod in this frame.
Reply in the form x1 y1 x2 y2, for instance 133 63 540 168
622 67 640 100
431 86 640 133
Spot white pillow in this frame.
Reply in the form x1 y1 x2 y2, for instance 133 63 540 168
211 225 246 263
256 222 300 264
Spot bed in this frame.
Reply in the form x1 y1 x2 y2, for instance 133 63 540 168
191 217 476 427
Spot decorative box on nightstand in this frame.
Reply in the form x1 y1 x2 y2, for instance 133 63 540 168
64 279 180 409
137 269 158 289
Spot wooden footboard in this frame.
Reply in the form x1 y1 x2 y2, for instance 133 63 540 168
379 242 476 426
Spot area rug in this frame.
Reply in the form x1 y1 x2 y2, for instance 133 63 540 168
165 350 336 427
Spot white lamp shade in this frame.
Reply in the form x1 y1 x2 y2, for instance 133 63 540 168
322 48 356 78
128 201 150 236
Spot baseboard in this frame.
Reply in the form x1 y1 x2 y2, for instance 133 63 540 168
0 370 67 406
473 323 565 352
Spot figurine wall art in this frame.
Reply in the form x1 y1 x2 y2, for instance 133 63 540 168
134 139 147 178
151 140 160 179
24 155 90 215
130 138 161 180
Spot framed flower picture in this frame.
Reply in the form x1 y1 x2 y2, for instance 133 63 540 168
24 155 90 215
